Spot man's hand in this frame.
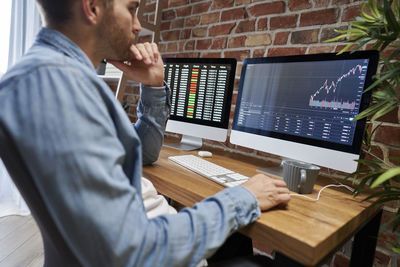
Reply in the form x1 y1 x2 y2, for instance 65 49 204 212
107 42 164 87
242 174 290 211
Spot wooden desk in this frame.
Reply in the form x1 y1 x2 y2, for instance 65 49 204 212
143 145 382 267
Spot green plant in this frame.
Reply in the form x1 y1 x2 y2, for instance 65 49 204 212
326 0 400 251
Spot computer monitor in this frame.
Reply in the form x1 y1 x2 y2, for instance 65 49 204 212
230 51 379 174
163 58 236 150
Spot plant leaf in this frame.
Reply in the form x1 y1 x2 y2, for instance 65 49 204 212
370 101 397 121
371 167 400 188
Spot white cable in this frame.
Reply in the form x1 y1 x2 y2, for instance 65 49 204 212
290 184 355 201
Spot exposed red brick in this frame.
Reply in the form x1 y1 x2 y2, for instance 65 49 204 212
177 52 200 58
332 0 350 5
248 1 285 17
138 35 152 43
342 4 363 22
274 31 290 45
211 37 227 49
162 10 176 20
209 23 236 36
224 50 251 61
252 241 273 255
257 18 268 31
389 147 400 165
166 42 178 52
320 26 348 42
192 27 208 38
314 0 329 7
184 40 195 51
363 145 384 161
221 8 247 22
335 44 359 53
160 0 168 9
180 29 191 39
291 29 319 44
246 33 272 47
201 52 222 58
161 21 171 31
333 253 350 267
236 0 251 5
176 6 192 17
228 36 246 48
196 39 212 50
270 14 298 30
300 8 339 26
161 30 180 41
377 229 398 250
374 249 392 266
171 19 184 29
376 106 399 124
192 1 212 14
201 12 220 25
268 47 307 57
158 43 167 53
144 2 156 13
374 125 400 147
253 49 265 58
212 0 234 9
235 20 256 33
288 0 311 11
309 45 335 54
170 0 188 7
185 16 200 27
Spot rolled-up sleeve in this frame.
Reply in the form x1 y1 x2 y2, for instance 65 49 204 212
135 84 170 165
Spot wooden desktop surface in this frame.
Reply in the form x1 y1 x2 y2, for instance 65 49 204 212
143 144 380 266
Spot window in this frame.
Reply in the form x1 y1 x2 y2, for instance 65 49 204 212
0 1 12 75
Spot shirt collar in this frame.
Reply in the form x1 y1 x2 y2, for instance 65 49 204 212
36 27 96 71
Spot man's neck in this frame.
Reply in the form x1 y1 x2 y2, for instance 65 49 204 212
46 23 102 68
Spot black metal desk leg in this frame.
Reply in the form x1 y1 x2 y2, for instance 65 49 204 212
273 252 305 267
350 209 383 267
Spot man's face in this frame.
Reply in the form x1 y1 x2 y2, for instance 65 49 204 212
98 0 141 61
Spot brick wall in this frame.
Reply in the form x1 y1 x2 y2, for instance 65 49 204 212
118 0 400 266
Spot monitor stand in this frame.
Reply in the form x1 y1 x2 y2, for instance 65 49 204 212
256 158 293 179
257 165 284 179
164 135 202 151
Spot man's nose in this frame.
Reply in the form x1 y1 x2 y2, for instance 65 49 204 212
132 15 142 34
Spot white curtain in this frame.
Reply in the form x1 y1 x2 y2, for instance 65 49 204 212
7 0 41 68
0 0 41 217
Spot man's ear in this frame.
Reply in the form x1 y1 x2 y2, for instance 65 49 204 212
81 0 103 25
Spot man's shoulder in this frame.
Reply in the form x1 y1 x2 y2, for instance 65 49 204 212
5 48 79 80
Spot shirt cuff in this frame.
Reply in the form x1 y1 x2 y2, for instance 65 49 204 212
140 83 168 106
222 186 261 229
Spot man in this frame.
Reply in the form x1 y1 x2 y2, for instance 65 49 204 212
0 0 290 266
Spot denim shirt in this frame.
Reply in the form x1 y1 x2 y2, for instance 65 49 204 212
0 28 260 267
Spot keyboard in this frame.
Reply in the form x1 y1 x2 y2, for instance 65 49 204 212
168 155 249 187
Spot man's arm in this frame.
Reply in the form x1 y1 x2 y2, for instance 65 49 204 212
108 43 168 165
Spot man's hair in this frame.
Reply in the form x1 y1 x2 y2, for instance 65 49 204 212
36 0 112 26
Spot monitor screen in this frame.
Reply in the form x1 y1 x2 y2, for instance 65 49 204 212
231 51 378 173
163 58 236 150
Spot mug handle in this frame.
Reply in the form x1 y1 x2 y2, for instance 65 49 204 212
299 169 307 193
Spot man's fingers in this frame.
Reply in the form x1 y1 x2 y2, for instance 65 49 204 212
278 187 290 194
130 45 142 61
136 43 152 64
272 179 288 187
278 193 291 203
151 43 159 63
